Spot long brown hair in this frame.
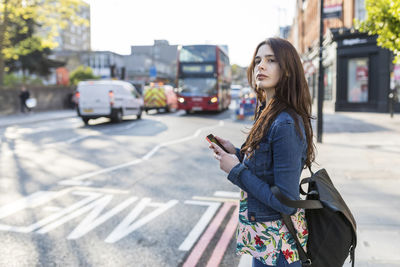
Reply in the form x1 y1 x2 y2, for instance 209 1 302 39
241 38 315 167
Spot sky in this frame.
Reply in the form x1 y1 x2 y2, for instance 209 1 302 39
83 0 296 67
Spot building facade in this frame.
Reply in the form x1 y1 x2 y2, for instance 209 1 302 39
124 40 178 85
288 0 400 113
53 50 125 80
53 0 91 52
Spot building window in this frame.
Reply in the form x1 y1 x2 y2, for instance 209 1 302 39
347 58 368 103
355 0 366 21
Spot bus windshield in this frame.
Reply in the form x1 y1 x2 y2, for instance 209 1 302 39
179 46 216 62
178 78 217 96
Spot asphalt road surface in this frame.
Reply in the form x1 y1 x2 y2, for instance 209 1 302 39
0 107 252 267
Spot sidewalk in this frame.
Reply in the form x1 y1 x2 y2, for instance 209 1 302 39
315 112 400 266
239 111 400 267
0 109 77 128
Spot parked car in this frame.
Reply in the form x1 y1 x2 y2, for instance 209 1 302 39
76 80 144 125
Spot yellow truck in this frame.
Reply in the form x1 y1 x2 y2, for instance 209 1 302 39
143 83 177 113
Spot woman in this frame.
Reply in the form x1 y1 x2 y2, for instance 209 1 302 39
209 38 315 266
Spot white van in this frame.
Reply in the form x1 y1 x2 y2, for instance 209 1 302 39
76 80 144 124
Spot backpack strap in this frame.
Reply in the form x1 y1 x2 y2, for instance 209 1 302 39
308 166 314 175
271 186 323 209
350 245 355 267
280 213 311 267
299 177 312 196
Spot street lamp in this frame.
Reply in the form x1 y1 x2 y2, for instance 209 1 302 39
317 0 325 143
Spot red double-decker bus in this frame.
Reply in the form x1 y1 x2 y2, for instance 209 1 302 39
176 45 231 113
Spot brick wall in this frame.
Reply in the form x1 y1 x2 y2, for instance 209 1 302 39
290 0 355 54
0 86 75 115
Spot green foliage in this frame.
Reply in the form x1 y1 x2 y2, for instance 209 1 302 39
355 0 400 62
3 73 20 87
0 0 89 84
231 64 248 85
3 73 43 87
1 0 89 61
69 66 99 86
6 17 64 76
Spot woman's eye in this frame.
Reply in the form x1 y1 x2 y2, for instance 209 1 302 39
268 59 275 63
254 59 261 64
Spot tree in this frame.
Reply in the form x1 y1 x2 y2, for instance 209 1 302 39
69 65 99 86
0 0 89 85
356 0 400 62
6 16 65 77
231 64 248 85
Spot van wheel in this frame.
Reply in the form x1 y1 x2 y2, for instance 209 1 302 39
112 109 123 123
82 117 89 125
137 109 142 119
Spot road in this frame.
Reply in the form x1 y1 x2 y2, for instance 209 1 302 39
0 108 249 267
1 107 400 267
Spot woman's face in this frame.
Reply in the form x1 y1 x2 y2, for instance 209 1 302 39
253 44 280 91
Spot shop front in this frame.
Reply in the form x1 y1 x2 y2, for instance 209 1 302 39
332 28 393 112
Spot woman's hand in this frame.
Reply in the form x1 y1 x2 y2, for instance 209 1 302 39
214 135 236 154
209 143 240 174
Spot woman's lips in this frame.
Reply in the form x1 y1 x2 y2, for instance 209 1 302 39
257 74 268 80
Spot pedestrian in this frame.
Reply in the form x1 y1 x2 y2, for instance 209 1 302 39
19 85 31 113
208 37 315 267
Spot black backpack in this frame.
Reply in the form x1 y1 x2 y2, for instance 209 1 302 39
271 168 357 267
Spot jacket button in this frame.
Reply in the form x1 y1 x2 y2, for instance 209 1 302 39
250 216 255 221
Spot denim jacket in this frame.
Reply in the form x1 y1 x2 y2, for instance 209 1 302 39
227 111 307 222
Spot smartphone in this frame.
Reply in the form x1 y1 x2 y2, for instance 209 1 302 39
206 134 229 153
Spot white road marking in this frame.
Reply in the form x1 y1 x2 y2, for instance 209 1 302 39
58 180 93 186
179 200 221 251
36 195 137 236
58 120 224 184
0 189 71 220
105 198 178 243
43 121 139 147
42 206 63 212
63 159 143 182
65 135 90 144
192 196 238 203
0 191 101 233
214 191 240 199
70 186 130 195
67 196 138 239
